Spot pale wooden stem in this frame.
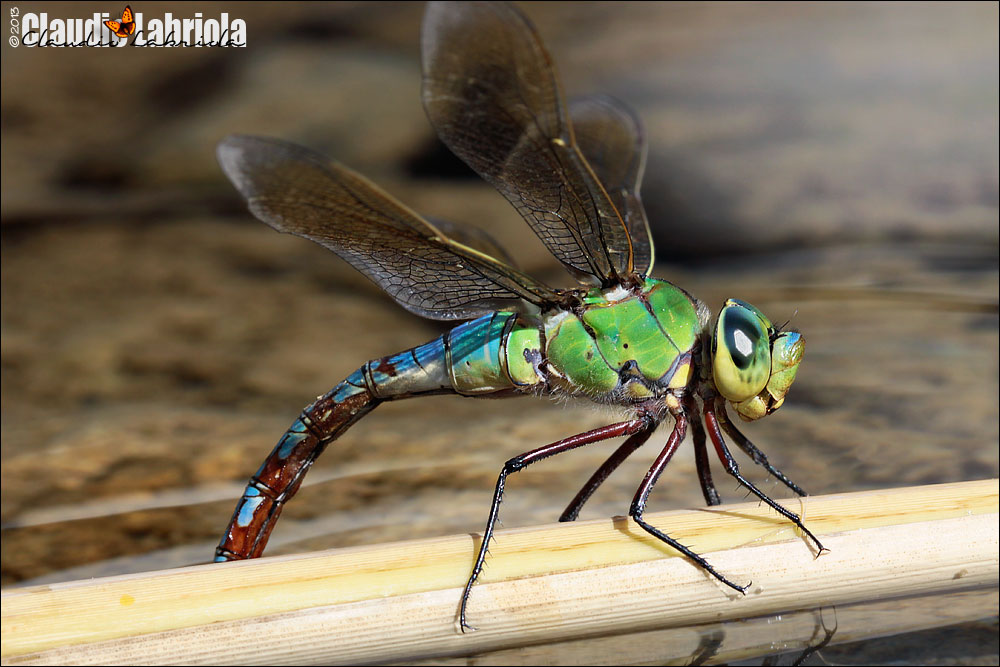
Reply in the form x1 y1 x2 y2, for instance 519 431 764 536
2 479 997 665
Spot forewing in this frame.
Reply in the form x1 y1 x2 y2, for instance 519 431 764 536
217 135 562 320
569 95 654 277
421 1 634 285
427 217 519 267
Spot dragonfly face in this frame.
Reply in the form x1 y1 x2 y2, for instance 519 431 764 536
711 299 804 421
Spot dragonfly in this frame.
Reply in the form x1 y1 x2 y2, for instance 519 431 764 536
215 0 823 632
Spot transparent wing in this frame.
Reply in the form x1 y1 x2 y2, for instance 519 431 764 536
569 95 653 277
421 0 635 286
218 135 563 321
426 217 519 268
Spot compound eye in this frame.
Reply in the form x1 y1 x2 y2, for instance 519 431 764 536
713 302 771 402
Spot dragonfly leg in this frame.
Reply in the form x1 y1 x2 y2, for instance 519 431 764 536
704 398 826 555
558 424 657 522
215 371 380 561
716 407 807 497
687 396 721 506
629 412 750 594
459 416 654 633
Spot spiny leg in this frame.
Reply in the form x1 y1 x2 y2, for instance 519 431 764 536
460 416 654 632
716 406 806 497
704 398 826 555
629 412 750 594
559 395 719 521
687 396 721 507
558 424 657 522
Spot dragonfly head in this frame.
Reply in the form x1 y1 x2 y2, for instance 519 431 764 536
711 299 804 422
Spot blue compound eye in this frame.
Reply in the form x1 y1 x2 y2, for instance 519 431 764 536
713 301 771 402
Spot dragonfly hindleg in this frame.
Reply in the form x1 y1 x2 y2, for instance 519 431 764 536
558 424 657 522
459 416 654 632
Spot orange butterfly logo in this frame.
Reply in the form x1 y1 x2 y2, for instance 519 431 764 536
105 5 136 39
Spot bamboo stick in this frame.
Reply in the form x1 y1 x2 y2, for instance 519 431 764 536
2 479 997 665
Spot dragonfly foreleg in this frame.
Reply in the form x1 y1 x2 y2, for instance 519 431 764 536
704 398 826 555
628 412 749 594
558 424 657 522
459 416 654 633
716 406 807 497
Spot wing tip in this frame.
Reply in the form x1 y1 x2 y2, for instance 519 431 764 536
216 134 260 195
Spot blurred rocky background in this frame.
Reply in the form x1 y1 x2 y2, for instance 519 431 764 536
2 2 997 662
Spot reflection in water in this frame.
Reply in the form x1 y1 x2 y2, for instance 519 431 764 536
688 626 725 665
411 587 996 665
758 608 836 666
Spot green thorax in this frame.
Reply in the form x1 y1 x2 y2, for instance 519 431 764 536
541 278 704 402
